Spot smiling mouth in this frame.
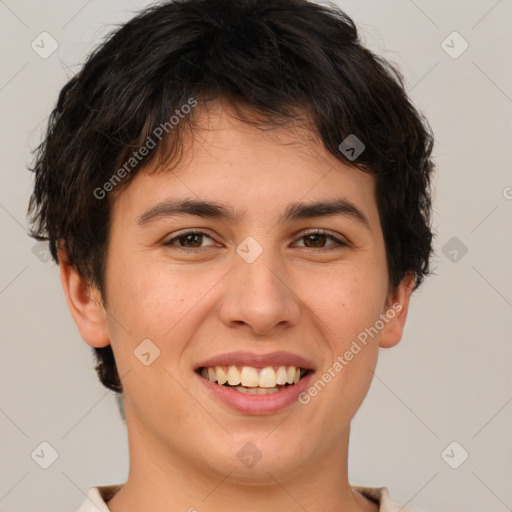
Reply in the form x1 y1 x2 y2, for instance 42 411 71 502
197 365 311 395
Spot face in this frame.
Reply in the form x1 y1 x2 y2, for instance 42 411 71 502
64 101 413 485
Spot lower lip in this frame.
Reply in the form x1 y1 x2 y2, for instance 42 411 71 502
196 372 314 415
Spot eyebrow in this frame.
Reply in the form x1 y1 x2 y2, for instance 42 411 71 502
137 198 370 230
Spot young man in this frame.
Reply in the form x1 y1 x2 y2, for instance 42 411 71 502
28 0 435 510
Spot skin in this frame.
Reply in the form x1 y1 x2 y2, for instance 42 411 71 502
59 100 414 512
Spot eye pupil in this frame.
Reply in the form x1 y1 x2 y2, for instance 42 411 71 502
181 233 202 247
305 234 326 248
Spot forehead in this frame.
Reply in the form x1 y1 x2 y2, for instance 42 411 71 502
114 101 380 230
172 101 357 177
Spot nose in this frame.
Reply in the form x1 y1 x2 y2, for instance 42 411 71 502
217 249 302 336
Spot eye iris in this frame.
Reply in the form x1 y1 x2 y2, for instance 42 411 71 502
304 233 326 248
180 233 203 248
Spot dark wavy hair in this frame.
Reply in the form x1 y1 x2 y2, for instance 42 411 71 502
27 0 435 394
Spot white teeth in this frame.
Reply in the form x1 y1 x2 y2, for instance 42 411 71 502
207 367 217 381
233 385 282 394
227 365 241 386
276 366 288 385
258 367 277 388
240 366 259 387
216 366 228 385
200 364 307 389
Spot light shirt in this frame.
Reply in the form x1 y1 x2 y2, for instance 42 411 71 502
76 484 422 511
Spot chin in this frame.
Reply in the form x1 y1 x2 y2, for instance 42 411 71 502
201 435 313 484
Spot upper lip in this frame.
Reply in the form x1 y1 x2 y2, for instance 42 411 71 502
195 351 315 371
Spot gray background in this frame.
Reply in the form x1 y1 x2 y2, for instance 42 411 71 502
1 1 511 511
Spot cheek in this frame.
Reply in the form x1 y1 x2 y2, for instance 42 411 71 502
300 265 387 347
105 257 225 380
295 263 385 408
105 262 201 407
106 252 189 334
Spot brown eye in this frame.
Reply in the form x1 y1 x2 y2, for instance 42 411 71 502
303 233 328 248
294 230 348 250
177 233 204 248
163 231 215 249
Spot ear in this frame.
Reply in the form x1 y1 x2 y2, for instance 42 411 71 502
58 245 110 348
378 273 415 349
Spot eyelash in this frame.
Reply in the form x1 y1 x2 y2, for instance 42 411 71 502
162 229 349 252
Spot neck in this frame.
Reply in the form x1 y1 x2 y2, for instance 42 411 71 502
107 413 377 512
